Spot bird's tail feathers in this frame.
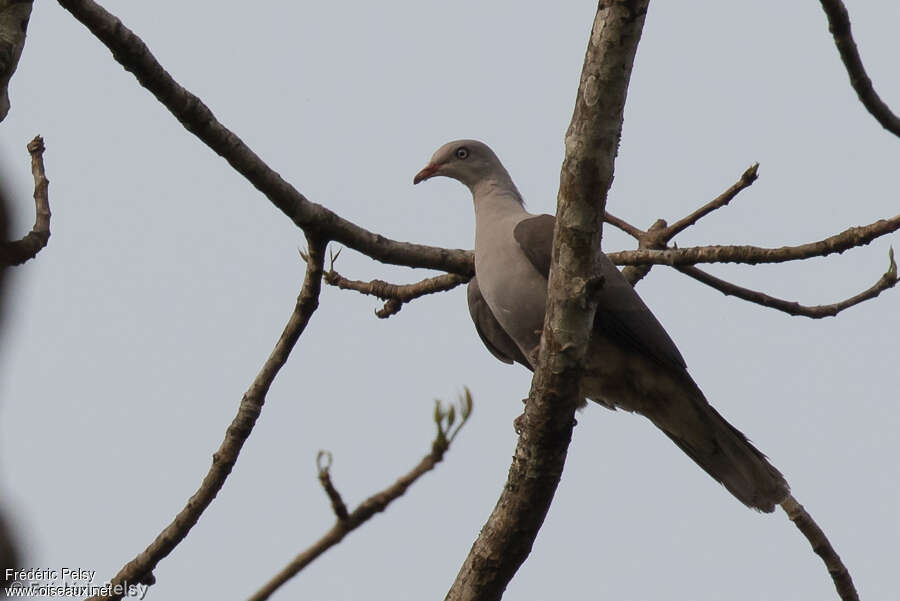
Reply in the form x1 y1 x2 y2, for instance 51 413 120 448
650 395 789 513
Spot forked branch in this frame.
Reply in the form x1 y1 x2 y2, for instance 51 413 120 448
248 391 473 601
311 247 468 318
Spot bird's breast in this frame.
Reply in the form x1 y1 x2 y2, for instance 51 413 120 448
474 216 548 361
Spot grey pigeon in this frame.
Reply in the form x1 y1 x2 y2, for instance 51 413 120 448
414 139 789 512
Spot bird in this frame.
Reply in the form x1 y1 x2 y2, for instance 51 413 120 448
413 139 789 512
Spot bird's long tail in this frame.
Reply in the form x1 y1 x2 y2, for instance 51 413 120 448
646 388 789 512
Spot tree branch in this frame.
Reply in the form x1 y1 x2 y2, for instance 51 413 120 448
677 248 897 318
0 136 51 266
666 162 759 238
87 235 328 601
56 0 474 276
248 392 473 601
314 247 469 318
819 0 900 137
444 3 649 600
781 495 859 601
608 213 900 267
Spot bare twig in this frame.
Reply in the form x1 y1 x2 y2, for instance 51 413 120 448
603 211 645 239
248 391 473 601
56 0 474 276
608 213 900 267
819 0 900 137
0 136 51 266
678 247 897 318
316 451 348 521
666 163 759 238
318 247 468 318
87 235 328 601
781 495 859 601
445 3 649 600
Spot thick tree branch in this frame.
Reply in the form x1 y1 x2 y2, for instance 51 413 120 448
781 495 859 601
0 136 51 266
677 248 897 318
56 0 474 276
314 247 468 318
87 235 328 601
248 392 473 601
819 0 900 137
444 3 649 600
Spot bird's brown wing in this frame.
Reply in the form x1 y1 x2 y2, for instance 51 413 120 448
513 214 687 371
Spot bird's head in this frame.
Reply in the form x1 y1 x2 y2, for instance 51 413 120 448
413 139 505 189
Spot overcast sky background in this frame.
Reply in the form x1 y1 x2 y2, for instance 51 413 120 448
1 2 897 600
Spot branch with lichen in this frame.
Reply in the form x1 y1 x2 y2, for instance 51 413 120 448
0 136 51 266
247 390 473 601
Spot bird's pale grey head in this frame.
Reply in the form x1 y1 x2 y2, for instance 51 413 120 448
413 139 509 190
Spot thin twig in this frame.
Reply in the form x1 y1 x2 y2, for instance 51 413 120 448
56 0 474 276
315 451 348 521
302 247 469 317
819 0 900 137
248 391 473 601
87 235 328 601
781 495 859 601
0 136 51 266
666 163 759 238
603 211 645 239
678 247 897 318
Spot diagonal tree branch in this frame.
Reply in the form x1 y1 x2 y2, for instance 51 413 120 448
0 136 51 266
86 234 328 601
666 162 759 238
781 495 859 601
444 3 649 600
248 392 473 601
819 0 900 137
56 0 474 276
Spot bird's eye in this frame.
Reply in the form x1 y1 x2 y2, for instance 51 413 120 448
455 147 469 160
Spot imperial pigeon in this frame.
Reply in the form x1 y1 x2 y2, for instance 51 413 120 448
414 139 789 512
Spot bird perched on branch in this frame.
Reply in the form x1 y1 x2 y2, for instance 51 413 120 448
414 139 789 512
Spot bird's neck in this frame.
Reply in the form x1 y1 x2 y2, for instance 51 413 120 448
471 177 527 224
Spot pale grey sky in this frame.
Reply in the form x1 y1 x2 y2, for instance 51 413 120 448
1 2 897 600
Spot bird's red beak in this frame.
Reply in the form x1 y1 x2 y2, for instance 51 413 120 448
413 162 439 185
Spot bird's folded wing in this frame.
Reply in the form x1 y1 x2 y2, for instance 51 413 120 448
513 214 687 371
467 277 532 368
